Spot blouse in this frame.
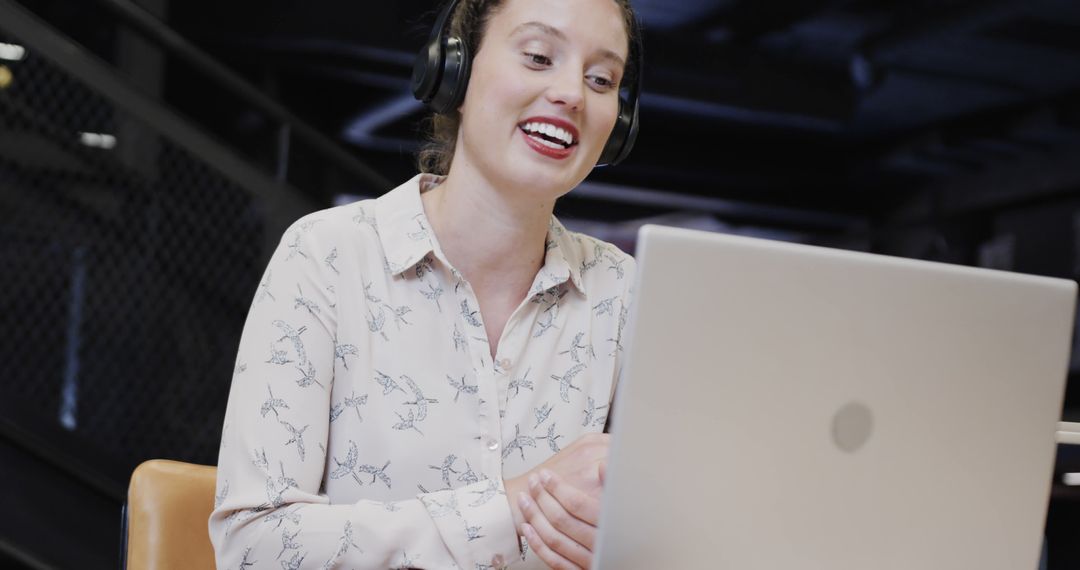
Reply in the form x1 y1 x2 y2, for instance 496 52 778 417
209 173 635 569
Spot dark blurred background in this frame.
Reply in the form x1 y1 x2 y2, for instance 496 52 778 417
1 0 1079 567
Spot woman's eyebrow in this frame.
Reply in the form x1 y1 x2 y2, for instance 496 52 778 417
597 49 626 69
510 21 566 40
510 21 626 67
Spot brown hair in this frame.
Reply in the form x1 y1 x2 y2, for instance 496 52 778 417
416 0 638 175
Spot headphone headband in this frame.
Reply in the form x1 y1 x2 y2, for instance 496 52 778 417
427 0 459 44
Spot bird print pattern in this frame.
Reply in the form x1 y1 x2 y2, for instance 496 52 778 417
210 174 635 570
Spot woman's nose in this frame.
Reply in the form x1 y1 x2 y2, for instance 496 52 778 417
545 68 585 111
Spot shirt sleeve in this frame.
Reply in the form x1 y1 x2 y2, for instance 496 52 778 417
208 216 521 570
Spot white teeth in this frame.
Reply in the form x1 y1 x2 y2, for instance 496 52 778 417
521 121 574 146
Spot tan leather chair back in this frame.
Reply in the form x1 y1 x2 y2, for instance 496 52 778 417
126 459 217 570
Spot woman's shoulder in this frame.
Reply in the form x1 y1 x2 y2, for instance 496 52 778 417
282 175 425 245
572 232 632 261
560 223 634 263
275 197 383 252
287 198 379 234
555 224 636 296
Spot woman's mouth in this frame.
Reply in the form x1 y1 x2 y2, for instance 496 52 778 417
518 118 579 160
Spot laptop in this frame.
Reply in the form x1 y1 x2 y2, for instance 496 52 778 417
593 224 1076 570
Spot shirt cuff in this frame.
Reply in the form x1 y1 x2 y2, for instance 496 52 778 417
421 477 521 568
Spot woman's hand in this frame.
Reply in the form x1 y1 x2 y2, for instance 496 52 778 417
504 433 609 569
520 465 606 569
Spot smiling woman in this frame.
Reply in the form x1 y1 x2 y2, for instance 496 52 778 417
209 1 643 569
417 0 638 177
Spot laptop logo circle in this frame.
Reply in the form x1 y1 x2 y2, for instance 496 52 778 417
832 401 874 453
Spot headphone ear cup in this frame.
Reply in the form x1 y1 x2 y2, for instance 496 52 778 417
430 36 471 114
616 97 640 165
599 98 634 166
411 39 444 103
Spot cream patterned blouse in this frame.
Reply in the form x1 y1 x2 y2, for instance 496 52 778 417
209 174 635 569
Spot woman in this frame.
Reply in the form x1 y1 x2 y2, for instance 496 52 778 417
209 0 639 568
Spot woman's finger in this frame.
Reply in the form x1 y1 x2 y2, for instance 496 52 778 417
522 522 584 570
540 469 602 527
529 472 598 551
519 491 592 568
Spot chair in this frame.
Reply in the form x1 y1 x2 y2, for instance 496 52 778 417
122 460 217 569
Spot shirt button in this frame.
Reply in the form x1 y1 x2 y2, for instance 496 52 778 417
487 438 499 451
498 358 512 370
491 554 506 568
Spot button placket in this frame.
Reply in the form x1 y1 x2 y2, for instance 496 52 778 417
481 364 504 473
456 294 505 476
493 310 529 416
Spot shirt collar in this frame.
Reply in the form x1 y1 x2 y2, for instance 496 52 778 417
374 173 586 298
374 174 438 276
532 216 587 299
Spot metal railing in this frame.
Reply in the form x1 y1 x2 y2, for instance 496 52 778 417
1058 422 1080 446
84 0 390 192
0 0 392 504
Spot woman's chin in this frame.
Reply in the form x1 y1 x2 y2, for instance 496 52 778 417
511 149 591 191
511 163 582 197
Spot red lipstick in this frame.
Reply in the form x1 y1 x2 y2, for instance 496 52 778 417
518 116 579 161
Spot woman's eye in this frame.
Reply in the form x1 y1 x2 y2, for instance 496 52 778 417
588 75 616 90
525 52 552 66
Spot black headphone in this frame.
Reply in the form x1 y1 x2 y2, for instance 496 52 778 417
411 0 642 167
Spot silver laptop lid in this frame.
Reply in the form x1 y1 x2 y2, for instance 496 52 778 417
594 224 1076 570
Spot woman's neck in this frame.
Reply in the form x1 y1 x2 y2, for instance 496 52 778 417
420 166 554 294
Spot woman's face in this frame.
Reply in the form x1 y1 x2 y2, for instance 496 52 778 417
454 0 629 199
